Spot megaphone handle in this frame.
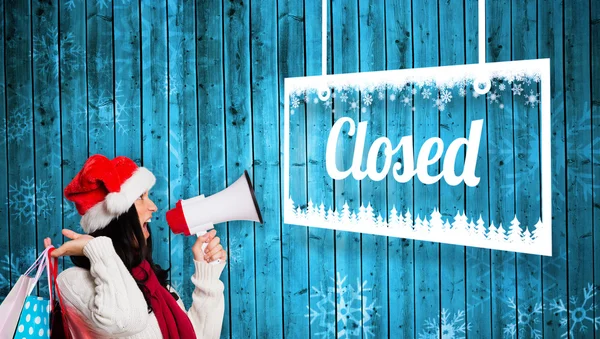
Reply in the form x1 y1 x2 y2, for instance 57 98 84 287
196 230 221 265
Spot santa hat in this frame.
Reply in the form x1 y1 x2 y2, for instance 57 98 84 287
64 154 156 233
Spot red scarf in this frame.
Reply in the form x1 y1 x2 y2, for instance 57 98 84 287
132 260 196 339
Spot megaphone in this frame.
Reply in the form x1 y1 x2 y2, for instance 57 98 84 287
166 170 263 262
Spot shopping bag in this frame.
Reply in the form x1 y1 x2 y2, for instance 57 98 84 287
48 248 99 339
13 296 51 338
0 247 53 338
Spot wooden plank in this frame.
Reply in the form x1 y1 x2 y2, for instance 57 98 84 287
464 0 492 336
331 0 361 336
141 0 170 268
537 0 568 337
303 0 336 336
0 0 9 301
357 0 388 337
5 0 36 286
486 0 517 337
564 1 594 339
592 1 600 336
87 0 114 156
511 0 543 337
223 0 256 336
32 0 62 296
277 0 309 336
411 0 440 335
60 0 88 259
114 0 142 159
438 0 467 329
167 0 199 307
384 0 415 336
196 0 230 336
250 0 283 337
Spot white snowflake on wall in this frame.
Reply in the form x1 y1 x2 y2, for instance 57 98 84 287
306 272 379 338
418 309 470 339
503 298 543 339
524 90 540 107
7 178 55 224
7 108 32 143
549 283 600 338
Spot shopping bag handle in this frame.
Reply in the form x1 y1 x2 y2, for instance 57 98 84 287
24 246 54 296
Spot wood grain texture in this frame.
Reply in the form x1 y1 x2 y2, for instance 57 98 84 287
32 0 62 295
0 0 8 301
5 0 36 285
87 0 114 156
464 0 492 336
196 0 230 337
141 0 170 268
537 0 568 336
168 0 199 307
224 0 256 337
278 0 310 336
412 0 441 336
564 0 594 338
250 0 284 336
385 0 415 337
438 0 467 330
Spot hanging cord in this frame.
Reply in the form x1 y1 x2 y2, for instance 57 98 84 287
317 0 331 101
473 0 491 94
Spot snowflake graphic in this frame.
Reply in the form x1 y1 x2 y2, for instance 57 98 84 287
60 32 85 77
340 92 349 102
524 90 540 107
306 272 379 338
549 283 600 338
313 98 319 104
292 97 300 108
418 309 470 339
33 27 59 80
362 94 373 106
377 91 385 100
440 90 452 104
421 88 432 99
7 178 56 224
324 100 332 108
433 97 446 112
304 94 310 103
227 236 243 264
411 88 417 95
487 91 500 104
402 95 411 107
499 103 505 109
503 298 543 339
7 108 32 142
472 91 480 98
458 87 466 97
95 0 109 10
35 181 56 219
65 0 78 11
349 100 359 111
512 84 524 96
389 93 396 101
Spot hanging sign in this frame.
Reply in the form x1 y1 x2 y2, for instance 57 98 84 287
283 59 551 256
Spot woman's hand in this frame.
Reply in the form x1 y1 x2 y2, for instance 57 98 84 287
44 229 94 258
193 229 227 263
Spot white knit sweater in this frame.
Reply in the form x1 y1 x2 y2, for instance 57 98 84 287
56 237 226 338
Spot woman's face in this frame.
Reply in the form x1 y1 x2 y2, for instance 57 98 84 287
134 191 158 240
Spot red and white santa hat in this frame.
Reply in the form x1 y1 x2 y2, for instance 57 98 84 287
64 154 156 233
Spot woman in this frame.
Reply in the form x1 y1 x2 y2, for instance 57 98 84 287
44 154 227 338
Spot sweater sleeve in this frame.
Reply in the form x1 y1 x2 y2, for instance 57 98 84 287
56 236 149 336
184 260 226 339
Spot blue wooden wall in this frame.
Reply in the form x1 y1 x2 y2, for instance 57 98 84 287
1 0 599 338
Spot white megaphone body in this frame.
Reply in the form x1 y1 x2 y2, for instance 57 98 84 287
166 170 263 263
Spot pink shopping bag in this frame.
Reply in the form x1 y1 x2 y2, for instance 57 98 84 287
0 247 53 338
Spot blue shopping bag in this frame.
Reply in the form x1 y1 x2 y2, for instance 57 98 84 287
13 295 51 338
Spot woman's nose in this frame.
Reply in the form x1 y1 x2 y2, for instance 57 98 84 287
148 199 158 212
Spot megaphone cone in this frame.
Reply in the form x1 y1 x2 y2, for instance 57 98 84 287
166 170 263 236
